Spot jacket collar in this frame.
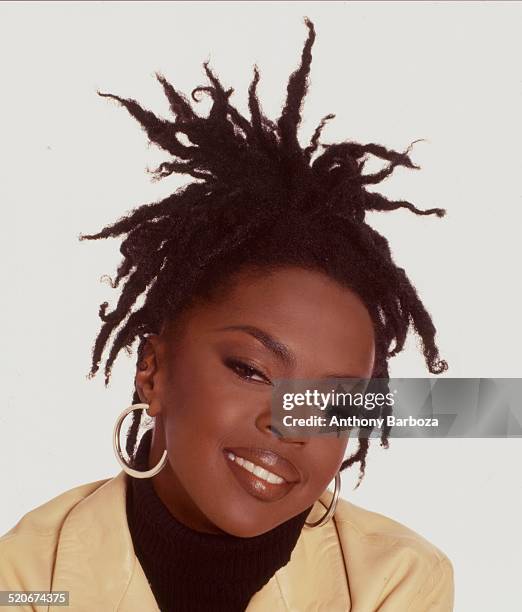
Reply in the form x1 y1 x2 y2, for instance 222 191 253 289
51 471 351 611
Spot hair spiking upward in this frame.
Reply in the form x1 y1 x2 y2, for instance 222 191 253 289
79 17 448 484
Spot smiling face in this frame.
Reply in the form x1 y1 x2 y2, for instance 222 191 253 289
135 266 376 537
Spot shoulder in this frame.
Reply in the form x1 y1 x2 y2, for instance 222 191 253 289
331 496 454 610
0 477 110 589
334 495 449 563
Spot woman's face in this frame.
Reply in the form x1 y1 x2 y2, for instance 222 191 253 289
136 266 375 537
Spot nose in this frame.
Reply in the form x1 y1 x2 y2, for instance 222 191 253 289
256 410 310 445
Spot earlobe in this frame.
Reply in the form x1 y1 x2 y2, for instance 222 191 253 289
133 371 150 405
134 336 163 410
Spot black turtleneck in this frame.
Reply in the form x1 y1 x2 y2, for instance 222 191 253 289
125 429 312 612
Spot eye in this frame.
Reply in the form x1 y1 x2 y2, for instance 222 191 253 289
225 358 271 385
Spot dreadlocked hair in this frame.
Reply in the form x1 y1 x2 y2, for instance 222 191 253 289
79 17 448 487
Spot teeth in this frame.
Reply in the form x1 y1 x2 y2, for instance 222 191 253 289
266 471 283 484
227 453 285 484
253 465 268 479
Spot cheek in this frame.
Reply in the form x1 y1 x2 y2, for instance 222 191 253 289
305 436 349 489
159 356 267 451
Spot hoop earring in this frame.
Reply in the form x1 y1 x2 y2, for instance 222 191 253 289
305 471 341 528
113 402 168 479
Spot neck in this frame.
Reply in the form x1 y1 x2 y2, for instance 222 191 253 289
152 460 227 534
125 429 313 612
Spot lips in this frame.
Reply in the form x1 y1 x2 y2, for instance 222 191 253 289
223 447 300 483
223 447 301 503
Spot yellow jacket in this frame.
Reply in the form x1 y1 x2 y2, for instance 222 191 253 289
0 471 454 611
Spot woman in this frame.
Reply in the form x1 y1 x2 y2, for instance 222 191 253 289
0 17 454 612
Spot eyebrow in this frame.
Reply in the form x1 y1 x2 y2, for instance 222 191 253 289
215 324 366 379
216 325 297 368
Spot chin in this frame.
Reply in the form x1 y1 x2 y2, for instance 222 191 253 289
222 518 273 538
207 503 279 538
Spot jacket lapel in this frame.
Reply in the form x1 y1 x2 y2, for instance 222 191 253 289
247 490 351 611
50 471 350 611
50 470 159 611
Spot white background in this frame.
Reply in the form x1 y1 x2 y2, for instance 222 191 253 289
1 2 521 611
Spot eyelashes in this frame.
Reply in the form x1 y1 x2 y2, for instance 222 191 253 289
224 357 272 385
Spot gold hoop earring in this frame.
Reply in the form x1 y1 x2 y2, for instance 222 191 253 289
305 471 341 528
112 402 168 479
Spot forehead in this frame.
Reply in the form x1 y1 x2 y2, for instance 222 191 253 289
169 266 375 376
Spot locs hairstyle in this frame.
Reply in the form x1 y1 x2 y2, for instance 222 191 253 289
79 18 448 484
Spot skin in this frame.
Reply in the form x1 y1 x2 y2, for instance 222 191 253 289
135 265 375 538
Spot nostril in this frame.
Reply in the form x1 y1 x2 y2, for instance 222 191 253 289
268 424 282 437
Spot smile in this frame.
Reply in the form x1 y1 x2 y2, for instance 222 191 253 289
223 447 299 502
226 451 285 484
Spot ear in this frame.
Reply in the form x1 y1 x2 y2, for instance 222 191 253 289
134 334 164 416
